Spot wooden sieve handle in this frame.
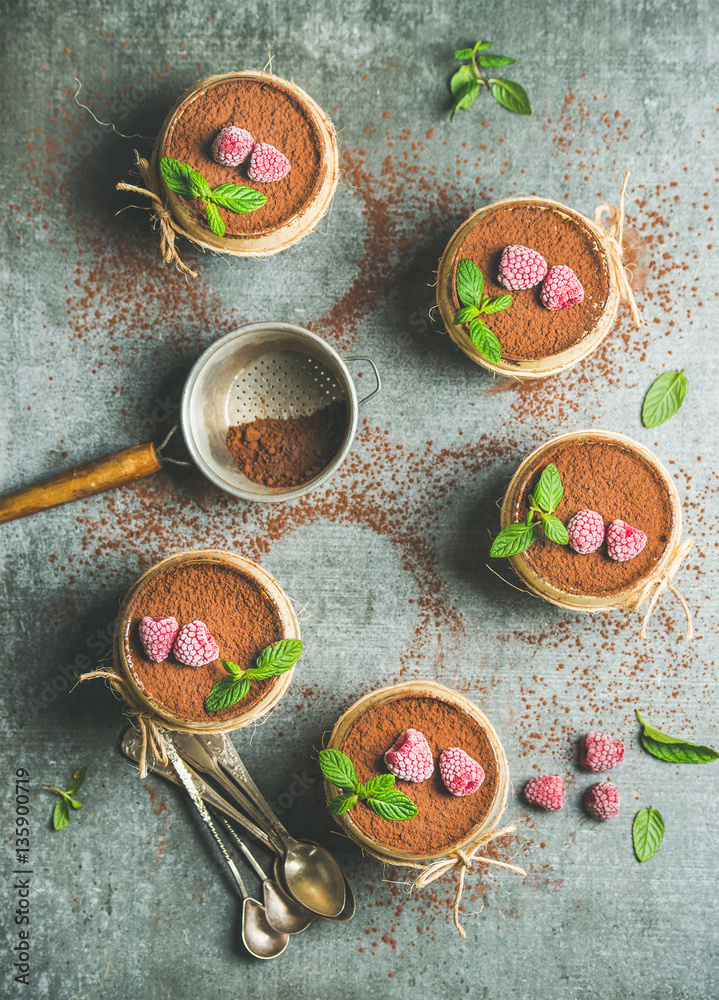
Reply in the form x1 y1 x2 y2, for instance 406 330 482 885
0 443 162 525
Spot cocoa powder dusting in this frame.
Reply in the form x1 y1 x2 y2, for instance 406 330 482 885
164 78 323 235
126 561 285 722
452 202 610 360
512 436 674 597
340 695 499 855
226 402 348 487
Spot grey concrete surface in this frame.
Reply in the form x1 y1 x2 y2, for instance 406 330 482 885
1 1 718 998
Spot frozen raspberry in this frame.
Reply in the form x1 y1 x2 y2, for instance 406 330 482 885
525 774 565 811
439 747 485 797
247 142 291 183
498 245 548 290
580 732 625 772
211 126 254 167
384 729 434 783
540 265 584 310
585 781 621 820
567 509 605 554
606 519 647 562
139 616 179 662
173 621 220 667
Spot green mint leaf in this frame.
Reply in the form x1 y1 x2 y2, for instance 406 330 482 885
641 370 688 428
68 797 83 810
67 766 87 796
490 521 540 558
53 798 70 831
641 734 718 764
533 463 564 514
160 156 208 199
318 749 359 792
205 201 225 237
633 807 665 862
221 659 244 676
481 293 513 314
474 39 492 51
453 82 481 115
250 638 303 679
205 675 251 713
541 513 569 546
453 305 479 325
356 774 396 799
210 183 267 214
330 792 358 816
450 65 477 100
479 55 517 67
490 78 532 115
454 48 474 59
468 317 502 365
365 788 418 822
456 258 484 307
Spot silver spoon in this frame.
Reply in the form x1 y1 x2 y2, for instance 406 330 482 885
160 736 289 960
273 856 357 923
219 817 312 935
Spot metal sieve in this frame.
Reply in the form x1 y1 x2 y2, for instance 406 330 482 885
181 322 380 503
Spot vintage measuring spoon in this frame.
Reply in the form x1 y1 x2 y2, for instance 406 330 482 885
161 736 289 960
273 856 357 923
219 818 312 935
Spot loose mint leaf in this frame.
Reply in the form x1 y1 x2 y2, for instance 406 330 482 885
641 370 688 428
205 675 251 712
482 293 513 314
365 788 418 822
490 521 540 558
468 317 501 365
221 659 244 676
453 305 479 325
542 513 569 545
456 258 484 307
636 710 718 757
356 774 395 799
67 766 87 796
330 792 358 816
53 798 70 831
533 463 564 514
479 55 517 67
490 78 532 115
251 639 302 679
454 48 474 59
211 183 267 214
450 64 476 100
205 201 225 237
160 156 208 199
474 40 492 51
318 749 359 792
641 734 718 764
633 807 665 862
68 797 83 810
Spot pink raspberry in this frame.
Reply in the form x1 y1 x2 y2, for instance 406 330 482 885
173 621 220 667
247 142 291 183
540 265 584 310
584 781 621 820
580 732 625 772
384 729 434 783
498 245 548 290
439 747 485 797
211 126 254 167
139 616 179 662
606 519 647 562
567 509 605 554
525 774 565 811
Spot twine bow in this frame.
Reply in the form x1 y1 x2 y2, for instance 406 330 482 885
405 823 527 938
628 537 695 641
594 171 643 328
116 150 198 278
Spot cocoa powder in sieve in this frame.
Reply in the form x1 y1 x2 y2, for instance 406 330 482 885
511 436 674 597
164 77 323 236
452 202 611 360
126 560 285 722
226 402 348 488
339 695 499 855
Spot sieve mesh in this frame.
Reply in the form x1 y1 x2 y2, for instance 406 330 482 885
227 349 345 424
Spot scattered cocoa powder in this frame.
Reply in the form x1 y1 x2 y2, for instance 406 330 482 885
452 202 611 360
164 77 323 236
226 402 348 488
126 560 285 722
511 435 675 597
340 694 499 855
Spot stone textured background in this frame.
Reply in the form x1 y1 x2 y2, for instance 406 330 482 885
1 1 718 997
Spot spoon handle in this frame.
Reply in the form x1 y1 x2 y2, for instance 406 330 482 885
209 734 292 842
218 817 269 883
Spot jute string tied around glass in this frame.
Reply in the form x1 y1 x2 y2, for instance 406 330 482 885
594 170 643 328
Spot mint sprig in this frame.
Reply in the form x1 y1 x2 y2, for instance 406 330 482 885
205 639 302 713
453 258 511 365
43 766 87 831
160 156 267 237
490 463 569 558
318 749 418 822
641 370 688 428
636 710 718 764
450 39 531 122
